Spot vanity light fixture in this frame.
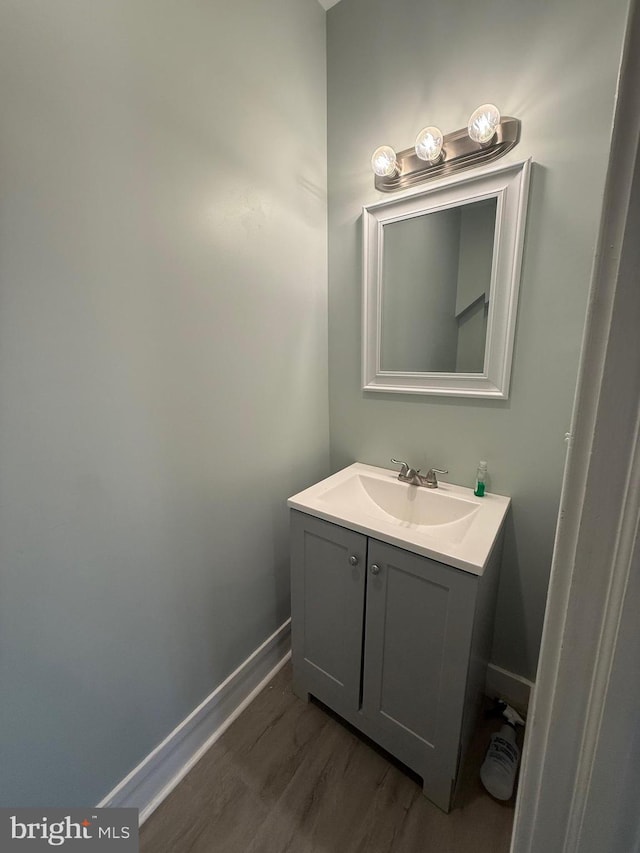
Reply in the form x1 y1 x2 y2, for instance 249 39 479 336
371 104 520 192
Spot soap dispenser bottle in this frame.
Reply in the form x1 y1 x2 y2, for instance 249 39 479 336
480 704 525 801
474 461 488 497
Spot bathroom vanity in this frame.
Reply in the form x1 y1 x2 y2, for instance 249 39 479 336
288 463 510 812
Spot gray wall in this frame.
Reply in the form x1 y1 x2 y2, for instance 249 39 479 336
0 0 328 806
326 0 630 681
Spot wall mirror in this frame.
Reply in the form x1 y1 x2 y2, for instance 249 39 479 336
362 159 531 398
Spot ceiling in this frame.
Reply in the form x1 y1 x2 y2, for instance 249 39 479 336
317 0 342 9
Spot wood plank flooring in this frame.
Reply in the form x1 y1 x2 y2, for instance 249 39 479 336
141 662 515 853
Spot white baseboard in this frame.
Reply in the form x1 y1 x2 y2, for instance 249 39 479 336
485 663 534 714
97 619 292 824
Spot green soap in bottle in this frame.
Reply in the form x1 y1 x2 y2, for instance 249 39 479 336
474 460 487 497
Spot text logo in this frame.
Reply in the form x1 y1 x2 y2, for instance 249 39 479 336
0 809 138 851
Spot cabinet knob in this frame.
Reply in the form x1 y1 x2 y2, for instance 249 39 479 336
370 564 381 575
349 555 359 566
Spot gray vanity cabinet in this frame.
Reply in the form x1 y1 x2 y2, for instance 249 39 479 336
290 510 503 813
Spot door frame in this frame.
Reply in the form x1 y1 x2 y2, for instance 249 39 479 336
511 1 640 850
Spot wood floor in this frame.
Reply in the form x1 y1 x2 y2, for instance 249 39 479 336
141 662 515 853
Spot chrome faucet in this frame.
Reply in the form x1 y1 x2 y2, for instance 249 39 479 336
391 458 448 489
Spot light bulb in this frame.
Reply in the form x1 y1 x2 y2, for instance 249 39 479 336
414 126 444 163
468 104 501 144
371 145 398 177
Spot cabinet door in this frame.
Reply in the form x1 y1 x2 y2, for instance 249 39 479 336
290 511 367 719
362 539 476 809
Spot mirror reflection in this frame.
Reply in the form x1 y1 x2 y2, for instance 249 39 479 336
380 197 497 374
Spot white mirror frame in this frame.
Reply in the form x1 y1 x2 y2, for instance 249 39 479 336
362 158 531 398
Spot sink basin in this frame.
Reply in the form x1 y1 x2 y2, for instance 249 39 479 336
319 472 478 534
288 463 510 575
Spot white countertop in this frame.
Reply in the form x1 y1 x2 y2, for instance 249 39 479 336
288 462 510 575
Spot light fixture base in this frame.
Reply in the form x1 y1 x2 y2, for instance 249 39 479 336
374 117 521 192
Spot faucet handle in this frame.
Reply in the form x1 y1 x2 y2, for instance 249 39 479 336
423 467 449 488
391 458 410 476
